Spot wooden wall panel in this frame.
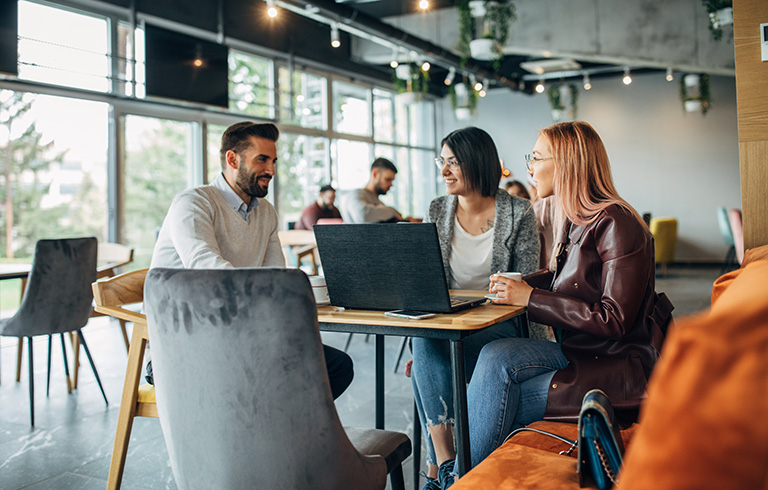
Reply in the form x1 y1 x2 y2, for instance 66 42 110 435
733 0 768 249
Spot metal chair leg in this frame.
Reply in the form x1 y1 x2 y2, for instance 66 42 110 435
389 464 406 490
46 335 53 397
413 400 422 490
60 333 72 394
394 336 409 374
344 333 354 352
77 330 108 406
28 336 35 426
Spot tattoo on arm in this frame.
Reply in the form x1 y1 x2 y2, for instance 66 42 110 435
480 219 494 233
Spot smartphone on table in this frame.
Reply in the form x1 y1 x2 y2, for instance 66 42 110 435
384 310 436 320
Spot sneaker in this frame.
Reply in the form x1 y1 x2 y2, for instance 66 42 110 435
421 475 440 490
438 459 456 489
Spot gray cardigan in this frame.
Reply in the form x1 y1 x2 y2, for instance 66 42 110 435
426 189 540 285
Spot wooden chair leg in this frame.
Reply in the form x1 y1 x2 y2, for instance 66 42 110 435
16 338 23 382
108 324 148 490
70 332 80 390
60 333 73 394
28 336 34 426
119 320 130 352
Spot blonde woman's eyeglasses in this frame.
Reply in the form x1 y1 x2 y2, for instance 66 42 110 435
524 154 553 172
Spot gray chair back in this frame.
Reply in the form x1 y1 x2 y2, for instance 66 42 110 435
1 237 97 337
144 267 387 490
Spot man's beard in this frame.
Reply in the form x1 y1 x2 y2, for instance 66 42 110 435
374 183 388 195
236 165 271 198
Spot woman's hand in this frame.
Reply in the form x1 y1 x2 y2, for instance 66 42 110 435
489 274 534 306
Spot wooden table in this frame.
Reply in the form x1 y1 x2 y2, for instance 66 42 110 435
317 290 527 477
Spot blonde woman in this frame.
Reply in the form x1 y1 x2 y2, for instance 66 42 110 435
466 121 674 467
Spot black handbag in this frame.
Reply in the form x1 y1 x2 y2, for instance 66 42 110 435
502 389 624 489
577 389 624 489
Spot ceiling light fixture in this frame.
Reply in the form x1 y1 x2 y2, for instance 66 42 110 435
623 67 632 85
444 66 456 86
266 0 277 18
583 73 591 90
330 23 340 48
469 74 479 91
390 47 399 68
535 80 545 93
419 0 429 10
666 67 674 82
421 61 430 71
478 89 487 97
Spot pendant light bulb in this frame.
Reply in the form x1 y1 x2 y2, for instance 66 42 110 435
623 67 632 85
330 23 340 48
535 80 545 93
583 73 591 90
666 67 674 82
444 66 456 86
266 0 277 18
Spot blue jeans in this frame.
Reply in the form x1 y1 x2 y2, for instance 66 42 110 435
467 338 568 466
411 318 522 466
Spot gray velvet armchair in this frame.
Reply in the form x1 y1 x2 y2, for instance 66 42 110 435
144 267 411 490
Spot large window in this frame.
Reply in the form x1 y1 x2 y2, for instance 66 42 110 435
123 116 196 268
229 50 274 118
0 91 108 259
333 81 371 137
277 134 330 227
17 1 110 92
278 67 326 129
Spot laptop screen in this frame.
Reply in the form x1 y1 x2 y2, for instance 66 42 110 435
314 223 456 312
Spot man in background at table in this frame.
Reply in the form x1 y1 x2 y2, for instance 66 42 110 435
295 184 342 230
341 157 419 223
150 121 353 399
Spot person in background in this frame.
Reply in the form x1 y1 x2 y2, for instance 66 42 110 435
409 126 540 490
150 121 354 400
294 184 342 230
340 157 419 223
465 121 674 470
504 180 531 200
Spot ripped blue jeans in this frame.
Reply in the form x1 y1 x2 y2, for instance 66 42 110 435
410 318 522 466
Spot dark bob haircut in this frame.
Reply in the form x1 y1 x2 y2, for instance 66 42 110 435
440 126 501 198
220 122 280 170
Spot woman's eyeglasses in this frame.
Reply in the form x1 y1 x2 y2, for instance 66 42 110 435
434 158 461 170
524 154 553 172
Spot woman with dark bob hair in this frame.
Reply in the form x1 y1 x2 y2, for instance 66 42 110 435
408 126 539 490
465 121 674 468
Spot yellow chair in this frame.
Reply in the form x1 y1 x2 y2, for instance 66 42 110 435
91 269 156 490
649 217 678 277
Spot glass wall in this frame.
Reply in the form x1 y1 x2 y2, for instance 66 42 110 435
4 0 439 268
123 116 195 268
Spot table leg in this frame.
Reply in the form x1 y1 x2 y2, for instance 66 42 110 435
375 334 385 429
450 340 471 476
520 311 530 338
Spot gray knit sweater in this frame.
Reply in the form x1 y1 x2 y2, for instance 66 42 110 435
426 189 540 285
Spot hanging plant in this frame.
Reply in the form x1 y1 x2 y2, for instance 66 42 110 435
449 79 478 120
457 0 515 72
546 83 578 123
679 73 711 115
701 0 733 41
393 63 430 103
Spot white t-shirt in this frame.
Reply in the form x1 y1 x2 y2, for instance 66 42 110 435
449 216 494 289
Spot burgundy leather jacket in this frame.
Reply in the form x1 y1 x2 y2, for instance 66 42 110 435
526 204 674 423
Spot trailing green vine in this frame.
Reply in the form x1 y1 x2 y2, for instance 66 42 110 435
701 0 732 41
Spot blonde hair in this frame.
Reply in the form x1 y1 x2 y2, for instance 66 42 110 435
539 121 645 265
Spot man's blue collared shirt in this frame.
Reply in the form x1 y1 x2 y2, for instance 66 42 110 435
212 173 259 221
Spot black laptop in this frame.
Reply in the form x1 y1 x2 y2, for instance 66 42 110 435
313 223 487 314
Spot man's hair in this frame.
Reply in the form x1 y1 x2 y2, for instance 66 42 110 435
220 122 279 170
319 184 335 193
440 126 501 198
371 157 397 174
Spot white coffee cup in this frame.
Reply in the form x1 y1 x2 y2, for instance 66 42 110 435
494 272 522 283
309 275 330 305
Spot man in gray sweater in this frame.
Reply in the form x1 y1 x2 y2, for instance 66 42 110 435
340 157 418 223
150 121 353 399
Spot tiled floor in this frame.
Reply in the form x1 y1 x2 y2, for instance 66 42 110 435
0 265 721 490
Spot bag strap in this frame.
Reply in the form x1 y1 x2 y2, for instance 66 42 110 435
503 427 578 456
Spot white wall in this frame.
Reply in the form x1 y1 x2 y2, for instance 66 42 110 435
437 72 741 262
